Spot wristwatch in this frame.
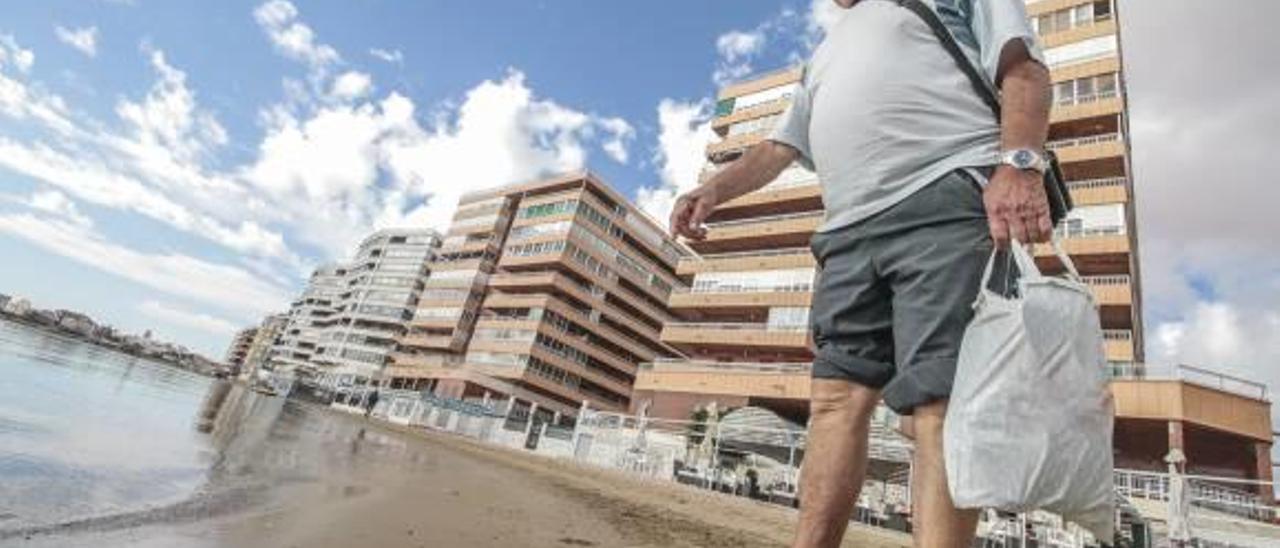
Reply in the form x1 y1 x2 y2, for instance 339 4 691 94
1000 148 1047 174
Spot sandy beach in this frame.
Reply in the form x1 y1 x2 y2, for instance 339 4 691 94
3 395 909 548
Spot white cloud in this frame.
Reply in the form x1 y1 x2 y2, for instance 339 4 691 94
26 190 92 227
0 213 289 317
717 30 765 62
137 300 240 336
330 70 373 100
598 117 635 164
369 48 403 65
253 0 339 70
635 99 716 222
713 30 765 87
116 47 228 161
0 35 35 73
54 25 98 57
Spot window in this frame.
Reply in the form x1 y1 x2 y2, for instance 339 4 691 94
768 307 810 329
1045 36 1117 68
1093 1 1113 20
519 200 578 219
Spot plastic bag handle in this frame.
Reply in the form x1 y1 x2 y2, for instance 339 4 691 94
977 236 1084 305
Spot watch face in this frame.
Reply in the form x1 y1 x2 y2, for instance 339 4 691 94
1013 150 1034 168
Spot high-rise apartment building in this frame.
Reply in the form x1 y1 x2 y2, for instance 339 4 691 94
633 0 1272 486
239 313 288 381
269 263 348 372
224 326 257 370
387 172 686 421
311 228 441 406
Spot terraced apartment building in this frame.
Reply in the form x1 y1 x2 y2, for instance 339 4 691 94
633 0 1274 487
269 263 348 373
312 229 441 407
223 326 257 370
386 172 686 421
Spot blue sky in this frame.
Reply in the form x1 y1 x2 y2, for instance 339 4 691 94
0 0 826 355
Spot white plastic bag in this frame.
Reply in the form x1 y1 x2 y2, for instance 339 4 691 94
945 239 1115 540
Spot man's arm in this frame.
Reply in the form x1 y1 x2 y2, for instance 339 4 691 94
669 141 798 240
984 40 1053 248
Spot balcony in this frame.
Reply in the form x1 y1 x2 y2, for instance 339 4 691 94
1034 233 1131 275
713 182 823 220
661 321 810 352
633 358 812 400
1083 274 1132 306
1051 91 1123 125
399 332 461 349
1103 329 1135 362
669 288 812 312
1051 56 1120 85
1046 132 1125 164
1109 364 1273 442
717 66 803 101
676 247 815 276
712 98 789 133
705 131 766 160
1067 177 1128 206
1040 18 1118 49
693 211 823 254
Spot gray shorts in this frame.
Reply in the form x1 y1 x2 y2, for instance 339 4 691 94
808 169 992 415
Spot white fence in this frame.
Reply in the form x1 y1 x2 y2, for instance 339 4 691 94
368 391 1279 546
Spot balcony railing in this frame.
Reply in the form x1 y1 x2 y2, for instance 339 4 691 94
703 210 823 229
1066 177 1126 191
1082 274 1130 286
664 321 808 332
691 246 812 261
1054 89 1119 107
1109 363 1269 401
1046 132 1121 151
643 358 811 374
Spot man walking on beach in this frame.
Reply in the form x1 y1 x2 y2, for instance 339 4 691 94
669 0 1052 546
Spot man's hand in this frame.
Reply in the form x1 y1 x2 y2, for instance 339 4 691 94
669 184 719 241
667 140 799 240
983 165 1052 249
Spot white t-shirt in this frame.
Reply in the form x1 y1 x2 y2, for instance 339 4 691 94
768 0 1044 233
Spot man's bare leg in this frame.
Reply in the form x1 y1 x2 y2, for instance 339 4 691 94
790 379 881 548
910 400 980 547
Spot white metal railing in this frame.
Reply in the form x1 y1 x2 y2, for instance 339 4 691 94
1056 224 1124 239
704 210 823 229
663 321 808 332
644 358 811 374
1048 50 1116 70
1066 177 1125 191
1108 363 1269 400
1046 132 1121 151
1081 274 1130 286
677 284 813 294
1113 468 1276 519
1102 329 1132 341
689 247 811 262
1054 89 1119 107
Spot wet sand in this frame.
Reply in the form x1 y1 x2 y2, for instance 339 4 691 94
4 397 909 548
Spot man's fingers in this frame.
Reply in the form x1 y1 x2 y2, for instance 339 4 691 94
1008 214 1029 246
1036 211 1053 243
989 215 1010 250
669 198 688 235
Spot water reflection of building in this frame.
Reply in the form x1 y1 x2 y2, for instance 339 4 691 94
194 380 288 473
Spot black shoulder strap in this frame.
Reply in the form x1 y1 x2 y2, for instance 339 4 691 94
894 0 1002 119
